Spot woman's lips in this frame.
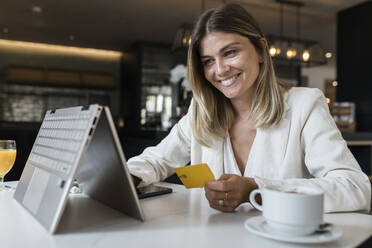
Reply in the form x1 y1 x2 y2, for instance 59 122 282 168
220 73 241 86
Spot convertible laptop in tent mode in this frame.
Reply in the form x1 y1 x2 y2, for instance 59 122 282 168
14 104 145 233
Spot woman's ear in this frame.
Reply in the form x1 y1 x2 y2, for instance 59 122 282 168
258 37 268 63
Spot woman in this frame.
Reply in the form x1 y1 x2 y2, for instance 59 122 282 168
128 3 371 212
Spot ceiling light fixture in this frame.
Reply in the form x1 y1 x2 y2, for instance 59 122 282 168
171 23 193 52
267 0 326 67
0 39 122 59
171 0 207 52
31 6 43 14
325 52 332 59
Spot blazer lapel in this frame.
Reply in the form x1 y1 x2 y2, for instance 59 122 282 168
251 93 292 178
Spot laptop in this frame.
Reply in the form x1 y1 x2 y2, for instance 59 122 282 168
14 104 145 233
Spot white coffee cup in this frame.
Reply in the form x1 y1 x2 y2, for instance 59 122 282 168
249 186 324 236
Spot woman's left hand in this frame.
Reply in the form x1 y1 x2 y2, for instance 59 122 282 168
204 174 258 212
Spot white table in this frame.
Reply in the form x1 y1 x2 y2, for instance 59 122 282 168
1 182 372 248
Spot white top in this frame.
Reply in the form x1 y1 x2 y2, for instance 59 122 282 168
3 182 372 248
127 87 371 212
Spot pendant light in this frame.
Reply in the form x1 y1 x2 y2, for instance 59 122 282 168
172 0 207 52
267 0 326 66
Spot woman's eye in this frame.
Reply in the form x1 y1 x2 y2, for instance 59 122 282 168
202 59 213 66
225 50 236 56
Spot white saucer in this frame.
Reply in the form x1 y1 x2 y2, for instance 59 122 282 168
244 216 343 244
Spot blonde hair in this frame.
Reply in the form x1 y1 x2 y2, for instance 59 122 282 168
187 3 290 147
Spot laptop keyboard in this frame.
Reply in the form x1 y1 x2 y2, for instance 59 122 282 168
28 114 92 177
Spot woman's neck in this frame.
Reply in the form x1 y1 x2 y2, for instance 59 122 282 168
231 101 252 121
230 92 255 122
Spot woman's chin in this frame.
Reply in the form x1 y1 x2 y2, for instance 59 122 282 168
222 92 238 99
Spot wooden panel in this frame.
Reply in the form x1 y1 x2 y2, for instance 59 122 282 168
45 70 80 85
6 67 44 83
5 66 115 89
81 73 115 88
347 141 372 146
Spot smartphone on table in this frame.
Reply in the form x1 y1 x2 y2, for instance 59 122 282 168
136 185 172 199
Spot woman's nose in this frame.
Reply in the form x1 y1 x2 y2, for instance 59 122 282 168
215 59 230 76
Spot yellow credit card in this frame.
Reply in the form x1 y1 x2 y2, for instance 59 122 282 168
174 163 215 189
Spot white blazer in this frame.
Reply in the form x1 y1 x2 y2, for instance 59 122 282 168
128 87 371 212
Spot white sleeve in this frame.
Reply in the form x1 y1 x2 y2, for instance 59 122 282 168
255 89 371 212
127 103 192 187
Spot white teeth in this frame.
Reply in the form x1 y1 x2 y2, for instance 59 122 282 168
221 78 234 86
220 74 239 86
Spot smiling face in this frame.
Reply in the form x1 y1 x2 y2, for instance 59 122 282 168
200 32 263 103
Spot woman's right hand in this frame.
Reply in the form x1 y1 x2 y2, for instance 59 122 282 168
204 174 258 212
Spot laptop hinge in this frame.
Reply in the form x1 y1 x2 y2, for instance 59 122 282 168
81 105 90 111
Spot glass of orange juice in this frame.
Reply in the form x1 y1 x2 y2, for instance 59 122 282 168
0 140 16 191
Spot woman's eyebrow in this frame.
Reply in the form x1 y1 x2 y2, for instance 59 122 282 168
220 42 240 52
200 42 240 59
